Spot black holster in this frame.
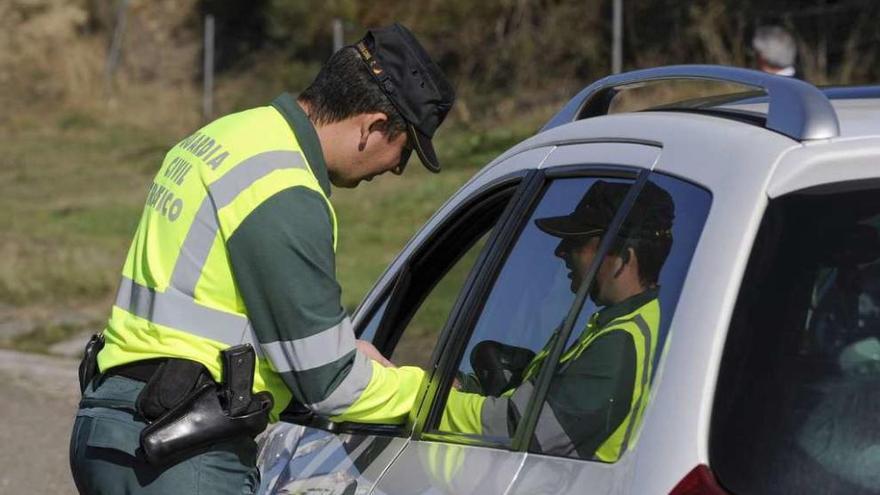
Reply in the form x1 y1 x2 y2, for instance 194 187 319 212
138 344 274 466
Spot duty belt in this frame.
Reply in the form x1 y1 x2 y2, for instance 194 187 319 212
104 359 169 383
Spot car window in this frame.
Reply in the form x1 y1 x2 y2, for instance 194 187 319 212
527 174 711 461
429 176 637 444
357 183 518 370
392 234 491 368
357 297 388 342
711 185 880 495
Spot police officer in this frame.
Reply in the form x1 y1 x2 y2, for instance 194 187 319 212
70 23 454 493
439 181 674 462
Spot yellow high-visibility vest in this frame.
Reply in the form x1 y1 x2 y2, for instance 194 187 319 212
99 105 337 420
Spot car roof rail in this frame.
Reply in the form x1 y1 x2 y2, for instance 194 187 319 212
542 64 840 141
822 85 880 100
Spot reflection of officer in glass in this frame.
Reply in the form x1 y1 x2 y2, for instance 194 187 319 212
440 180 675 462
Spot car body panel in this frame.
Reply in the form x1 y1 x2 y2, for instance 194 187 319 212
540 141 661 170
372 441 525 495
768 137 880 197
508 452 637 495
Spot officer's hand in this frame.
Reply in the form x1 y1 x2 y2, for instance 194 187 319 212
356 340 396 368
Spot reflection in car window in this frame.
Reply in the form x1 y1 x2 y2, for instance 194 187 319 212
434 177 635 440
526 176 710 462
464 178 631 374
712 186 880 494
433 174 711 463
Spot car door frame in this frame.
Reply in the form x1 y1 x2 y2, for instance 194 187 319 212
413 141 662 445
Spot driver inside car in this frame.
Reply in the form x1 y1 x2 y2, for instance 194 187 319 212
438 180 675 462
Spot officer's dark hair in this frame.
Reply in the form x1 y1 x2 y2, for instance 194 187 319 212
299 47 407 140
608 235 672 287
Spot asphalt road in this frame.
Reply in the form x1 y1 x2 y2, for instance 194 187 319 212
0 350 79 494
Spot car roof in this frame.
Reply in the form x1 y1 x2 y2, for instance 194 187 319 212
830 98 880 137
721 97 880 139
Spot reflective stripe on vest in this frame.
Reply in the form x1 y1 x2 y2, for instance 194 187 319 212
170 150 307 298
114 275 360 378
115 276 251 347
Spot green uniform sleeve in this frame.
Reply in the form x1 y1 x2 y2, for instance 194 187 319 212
227 186 356 410
228 186 345 339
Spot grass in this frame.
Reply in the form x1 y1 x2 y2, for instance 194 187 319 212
0 111 173 308
2 320 100 355
0 99 545 352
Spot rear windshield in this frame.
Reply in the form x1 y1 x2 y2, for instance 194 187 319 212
711 186 880 494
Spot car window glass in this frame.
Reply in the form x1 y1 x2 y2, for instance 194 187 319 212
356 184 516 370
712 186 880 495
357 297 389 342
393 233 491 368
607 79 761 114
528 175 711 461
432 177 635 443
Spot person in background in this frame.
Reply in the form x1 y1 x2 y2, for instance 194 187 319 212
752 25 799 78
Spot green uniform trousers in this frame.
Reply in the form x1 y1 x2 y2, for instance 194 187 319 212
69 374 260 494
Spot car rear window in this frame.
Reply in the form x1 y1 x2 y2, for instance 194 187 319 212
711 186 880 494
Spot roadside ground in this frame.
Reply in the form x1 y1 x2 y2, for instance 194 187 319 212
0 349 80 494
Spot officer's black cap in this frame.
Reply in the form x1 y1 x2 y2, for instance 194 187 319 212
355 23 455 172
536 181 675 240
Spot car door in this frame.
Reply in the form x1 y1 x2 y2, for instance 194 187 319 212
504 164 712 494
372 142 677 495
256 148 552 495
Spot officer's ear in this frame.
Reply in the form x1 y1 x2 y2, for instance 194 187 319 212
613 247 634 278
357 112 390 151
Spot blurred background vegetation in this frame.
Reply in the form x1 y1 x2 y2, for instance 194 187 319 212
2 0 878 353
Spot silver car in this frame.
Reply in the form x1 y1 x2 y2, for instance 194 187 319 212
257 65 880 495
